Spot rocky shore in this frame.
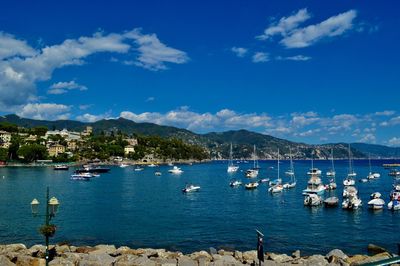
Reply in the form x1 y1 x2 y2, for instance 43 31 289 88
0 243 398 266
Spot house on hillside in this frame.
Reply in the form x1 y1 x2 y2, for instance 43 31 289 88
48 144 66 157
124 145 135 155
0 130 11 148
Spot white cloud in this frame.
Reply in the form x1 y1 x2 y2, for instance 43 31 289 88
388 137 400 147
48 80 88 94
76 112 113 122
146 96 155 102
16 103 71 120
124 28 189 71
281 10 357 48
359 133 376 143
257 8 311 40
277 55 312 61
252 52 269 63
0 32 37 60
79 104 92 110
375 110 395 116
0 29 188 111
231 47 248 57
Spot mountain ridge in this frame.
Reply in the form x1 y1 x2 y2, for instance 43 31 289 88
1 114 399 159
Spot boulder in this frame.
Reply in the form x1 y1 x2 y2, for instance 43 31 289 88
55 245 70 255
5 244 27 253
303 255 329 266
233 251 242 262
28 245 46 257
326 249 348 261
367 244 388 255
15 255 45 266
79 253 115 266
114 254 139 266
189 250 212 261
268 253 293 263
75 246 96 254
89 244 116 255
242 251 257 263
178 255 197 266
113 246 131 256
353 252 392 265
48 257 75 266
0 255 15 266
345 254 368 265
292 250 301 259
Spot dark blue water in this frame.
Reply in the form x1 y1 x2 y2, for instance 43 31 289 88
0 160 399 255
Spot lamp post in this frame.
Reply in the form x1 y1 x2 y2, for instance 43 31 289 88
31 187 60 266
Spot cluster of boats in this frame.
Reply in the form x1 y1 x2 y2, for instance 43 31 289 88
69 165 110 181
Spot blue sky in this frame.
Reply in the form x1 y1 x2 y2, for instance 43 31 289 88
1 1 400 146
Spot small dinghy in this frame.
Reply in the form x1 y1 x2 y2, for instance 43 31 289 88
245 182 259 190
269 184 283 193
229 180 242 187
182 184 200 193
342 196 362 210
324 197 339 207
368 198 385 210
359 178 368 183
154 171 162 176
258 178 270 183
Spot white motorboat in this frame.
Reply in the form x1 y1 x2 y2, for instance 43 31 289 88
283 148 296 189
148 163 157 167
168 162 174 166
368 198 385 210
169 166 183 174
324 197 339 207
245 182 259 190
307 168 322 176
343 186 358 198
182 184 200 193
342 196 362 210
70 172 93 181
229 180 242 187
119 163 129 168
325 179 337 191
388 200 400 211
269 184 283 193
373 173 381 178
258 178 270 183
388 169 400 177
304 194 323 206
302 175 325 195
154 171 162 176
227 143 239 173
134 166 144 171
54 164 69 170
370 192 381 199
245 145 259 178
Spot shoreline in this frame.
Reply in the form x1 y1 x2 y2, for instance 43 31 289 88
0 243 397 265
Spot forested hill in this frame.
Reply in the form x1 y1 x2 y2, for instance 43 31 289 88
1 114 399 159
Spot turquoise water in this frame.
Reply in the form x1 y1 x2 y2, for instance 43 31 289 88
0 160 399 255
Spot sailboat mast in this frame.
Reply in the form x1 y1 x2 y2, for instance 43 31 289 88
369 153 372 173
277 148 280 178
331 148 335 172
348 144 352 174
253 145 256 169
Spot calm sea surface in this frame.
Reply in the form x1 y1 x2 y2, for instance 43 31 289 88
0 159 399 255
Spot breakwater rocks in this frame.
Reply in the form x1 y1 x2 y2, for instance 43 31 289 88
0 243 398 266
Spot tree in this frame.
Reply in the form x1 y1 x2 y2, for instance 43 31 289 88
0 122 18 132
32 126 48 137
8 134 21 160
17 144 48 163
0 148 7 161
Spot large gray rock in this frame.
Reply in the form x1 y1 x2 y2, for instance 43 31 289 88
178 255 196 266
114 254 139 266
211 255 242 266
49 257 75 266
268 253 293 263
5 244 27 253
189 250 212 261
326 249 348 261
28 244 46 257
0 255 15 266
303 254 329 266
131 255 157 266
233 251 242 262
89 245 116 255
55 245 71 255
79 253 115 266
292 250 301 259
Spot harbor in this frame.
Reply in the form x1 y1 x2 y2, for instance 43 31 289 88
1 159 399 256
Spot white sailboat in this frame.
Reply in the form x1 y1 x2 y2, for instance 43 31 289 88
343 144 356 186
245 145 259 178
307 154 322 176
227 143 239 173
283 148 296 189
325 148 337 190
269 149 283 193
366 155 380 180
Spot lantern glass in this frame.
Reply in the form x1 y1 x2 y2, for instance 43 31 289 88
31 199 40 215
48 197 59 215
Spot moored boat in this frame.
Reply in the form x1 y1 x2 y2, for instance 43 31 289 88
342 196 362 210
368 198 385 210
245 182 259 190
229 179 242 187
227 143 239 173
370 192 381 199
182 184 200 193
304 194 323 206
388 200 400 211
324 197 339 207
269 184 283 193
169 166 183 174
303 174 325 195
54 164 69 170
70 172 93 181
245 145 259 178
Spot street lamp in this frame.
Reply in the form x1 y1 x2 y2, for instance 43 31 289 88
31 187 60 266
